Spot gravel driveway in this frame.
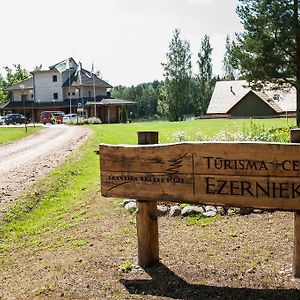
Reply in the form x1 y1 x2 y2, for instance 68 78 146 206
0 125 91 218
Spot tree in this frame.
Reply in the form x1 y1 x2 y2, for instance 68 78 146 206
111 81 163 120
196 34 215 115
159 28 192 121
4 64 30 87
0 74 8 104
0 64 30 104
33 64 43 71
232 0 300 125
222 35 237 80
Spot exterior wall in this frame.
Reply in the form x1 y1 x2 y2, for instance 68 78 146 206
229 94 276 117
34 71 63 102
108 106 118 123
62 86 80 100
63 86 107 100
11 89 34 102
82 86 107 98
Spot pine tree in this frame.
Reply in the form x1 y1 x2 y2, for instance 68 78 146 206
159 28 192 121
222 35 237 80
232 0 300 125
196 34 215 116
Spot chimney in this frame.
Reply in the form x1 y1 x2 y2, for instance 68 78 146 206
230 86 236 96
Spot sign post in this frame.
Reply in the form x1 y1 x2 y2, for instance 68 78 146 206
290 129 300 277
136 132 159 268
100 131 300 277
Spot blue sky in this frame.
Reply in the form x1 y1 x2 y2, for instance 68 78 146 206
1 0 242 86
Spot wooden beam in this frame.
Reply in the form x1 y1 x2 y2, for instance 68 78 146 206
291 128 300 278
136 131 159 268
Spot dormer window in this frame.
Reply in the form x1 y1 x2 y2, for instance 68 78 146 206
53 75 57 82
273 93 280 101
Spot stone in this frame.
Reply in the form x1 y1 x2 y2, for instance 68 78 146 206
157 205 168 216
205 205 217 212
202 211 217 217
227 208 238 216
216 206 227 216
124 202 136 212
181 205 204 217
239 207 254 215
122 199 135 207
169 205 182 217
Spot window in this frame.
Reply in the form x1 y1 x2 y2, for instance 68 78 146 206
72 92 75 96
89 91 91 98
53 75 57 82
68 92 70 96
53 93 58 100
273 94 280 101
21 94 28 101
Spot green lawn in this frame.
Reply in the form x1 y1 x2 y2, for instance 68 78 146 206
0 126 44 144
99 117 296 144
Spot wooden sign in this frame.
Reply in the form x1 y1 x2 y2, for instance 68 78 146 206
100 142 300 212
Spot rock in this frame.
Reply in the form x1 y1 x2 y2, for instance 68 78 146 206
205 205 217 212
202 211 217 217
239 207 254 215
124 202 136 212
169 205 182 217
227 208 238 216
122 199 135 207
157 205 168 216
181 205 204 217
216 206 227 216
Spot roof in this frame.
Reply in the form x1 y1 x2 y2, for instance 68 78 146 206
5 77 33 91
63 68 112 89
207 80 251 114
207 80 295 115
5 58 113 93
85 98 136 106
264 87 296 112
49 57 77 70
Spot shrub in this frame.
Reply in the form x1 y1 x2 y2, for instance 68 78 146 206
170 122 290 143
85 117 102 124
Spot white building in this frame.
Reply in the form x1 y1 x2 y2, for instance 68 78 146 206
1 58 135 123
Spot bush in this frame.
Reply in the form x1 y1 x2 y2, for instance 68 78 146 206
84 117 102 124
170 122 291 143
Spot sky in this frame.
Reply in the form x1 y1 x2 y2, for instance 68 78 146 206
1 0 243 87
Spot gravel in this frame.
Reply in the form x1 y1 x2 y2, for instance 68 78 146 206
0 125 91 218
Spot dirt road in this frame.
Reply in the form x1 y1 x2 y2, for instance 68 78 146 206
0 125 91 218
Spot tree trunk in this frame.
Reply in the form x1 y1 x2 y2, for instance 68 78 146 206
294 0 300 126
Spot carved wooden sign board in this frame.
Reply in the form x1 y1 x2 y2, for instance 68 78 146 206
100 142 300 212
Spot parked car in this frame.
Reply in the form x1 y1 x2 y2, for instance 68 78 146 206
0 116 6 125
63 114 82 124
40 111 64 124
4 113 26 125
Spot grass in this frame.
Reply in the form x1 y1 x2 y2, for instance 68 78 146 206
0 126 44 144
99 117 295 144
186 214 220 226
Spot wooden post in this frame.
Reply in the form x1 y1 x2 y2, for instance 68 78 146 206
136 131 159 268
290 128 300 278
